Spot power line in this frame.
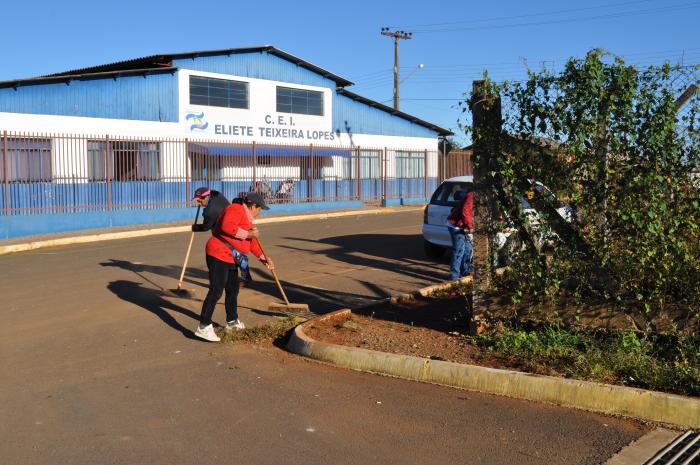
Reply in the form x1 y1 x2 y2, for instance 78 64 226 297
352 51 700 89
387 48 700 72
388 0 656 29
410 2 700 34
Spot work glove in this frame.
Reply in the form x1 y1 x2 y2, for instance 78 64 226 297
191 224 206 232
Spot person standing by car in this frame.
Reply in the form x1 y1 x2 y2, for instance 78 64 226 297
191 187 253 286
447 189 474 280
194 192 274 342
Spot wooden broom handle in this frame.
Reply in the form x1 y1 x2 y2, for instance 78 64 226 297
177 232 196 289
256 240 290 305
177 205 201 289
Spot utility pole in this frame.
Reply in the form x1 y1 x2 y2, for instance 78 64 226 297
380 27 412 111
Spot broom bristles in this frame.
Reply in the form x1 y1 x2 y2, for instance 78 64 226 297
268 302 310 312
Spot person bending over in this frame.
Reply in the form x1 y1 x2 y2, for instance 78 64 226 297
194 192 274 342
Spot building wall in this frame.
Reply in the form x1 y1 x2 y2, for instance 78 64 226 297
0 51 442 140
332 92 437 139
0 73 178 122
171 52 335 89
176 68 335 144
0 51 443 239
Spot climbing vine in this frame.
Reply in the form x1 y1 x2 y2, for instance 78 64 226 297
466 50 700 331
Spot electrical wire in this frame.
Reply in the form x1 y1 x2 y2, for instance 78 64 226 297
388 0 657 29
410 2 700 34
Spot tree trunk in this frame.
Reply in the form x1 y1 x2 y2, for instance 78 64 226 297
470 80 502 335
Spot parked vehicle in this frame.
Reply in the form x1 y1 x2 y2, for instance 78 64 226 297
422 176 474 259
422 176 575 262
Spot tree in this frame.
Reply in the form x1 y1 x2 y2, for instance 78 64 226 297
471 50 700 331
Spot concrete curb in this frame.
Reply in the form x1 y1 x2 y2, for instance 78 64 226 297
286 281 700 429
0 206 422 256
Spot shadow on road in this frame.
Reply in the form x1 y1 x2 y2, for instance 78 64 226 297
100 258 208 289
102 258 387 321
281 233 448 282
106 280 200 339
99 232 448 327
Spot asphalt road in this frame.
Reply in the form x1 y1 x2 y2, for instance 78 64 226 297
0 210 647 464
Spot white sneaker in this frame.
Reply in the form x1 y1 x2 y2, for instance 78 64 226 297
225 319 246 331
194 324 220 342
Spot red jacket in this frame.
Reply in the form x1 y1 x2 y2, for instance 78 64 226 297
448 192 474 230
205 202 264 264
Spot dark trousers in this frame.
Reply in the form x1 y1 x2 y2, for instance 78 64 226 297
199 255 239 326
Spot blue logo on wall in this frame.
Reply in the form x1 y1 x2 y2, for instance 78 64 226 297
186 112 209 131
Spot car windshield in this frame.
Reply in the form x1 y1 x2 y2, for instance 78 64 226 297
430 181 472 207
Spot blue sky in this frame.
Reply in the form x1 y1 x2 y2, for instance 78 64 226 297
3 0 699 144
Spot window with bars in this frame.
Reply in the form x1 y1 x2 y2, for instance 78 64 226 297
189 149 222 182
0 138 52 182
87 141 108 181
87 140 161 181
191 156 222 181
359 150 381 179
343 150 381 179
396 151 425 179
190 75 249 109
276 86 324 116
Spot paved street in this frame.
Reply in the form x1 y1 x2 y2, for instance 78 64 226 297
0 210 647 464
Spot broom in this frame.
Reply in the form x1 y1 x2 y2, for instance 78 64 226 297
168 205 201 298
257 240 310 314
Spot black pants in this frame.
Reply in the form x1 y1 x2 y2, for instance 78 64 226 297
199 255 239 326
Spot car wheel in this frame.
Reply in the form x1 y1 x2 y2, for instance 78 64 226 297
423 239 446 259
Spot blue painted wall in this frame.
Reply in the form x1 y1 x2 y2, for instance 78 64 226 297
0 50 440 139
0 200 365 239
173 52 336 89
0 73 179 122
332 92 437 139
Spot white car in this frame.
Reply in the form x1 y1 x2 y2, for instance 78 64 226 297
422 176 474 258
421 176 574 261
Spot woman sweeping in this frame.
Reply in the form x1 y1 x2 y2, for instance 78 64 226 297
194 192 274 342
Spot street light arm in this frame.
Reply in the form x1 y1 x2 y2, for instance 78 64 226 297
399 63 424 85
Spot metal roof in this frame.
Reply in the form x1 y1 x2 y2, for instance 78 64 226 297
43 46 354 87
0 46 450 136
0 67 177 89
336 88 453 136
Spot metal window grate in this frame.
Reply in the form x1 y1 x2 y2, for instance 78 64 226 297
645 431 700 465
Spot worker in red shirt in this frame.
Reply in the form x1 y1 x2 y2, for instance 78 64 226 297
446 189 474 280
194 192 274 342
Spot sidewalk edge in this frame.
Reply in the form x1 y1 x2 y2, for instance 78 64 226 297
286 281 700 429
0 206 420 256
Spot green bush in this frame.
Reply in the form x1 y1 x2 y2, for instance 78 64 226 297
471 50 700 330
473 324 700 396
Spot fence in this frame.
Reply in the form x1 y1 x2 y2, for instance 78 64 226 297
438 148 472 181
0 131 444 216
